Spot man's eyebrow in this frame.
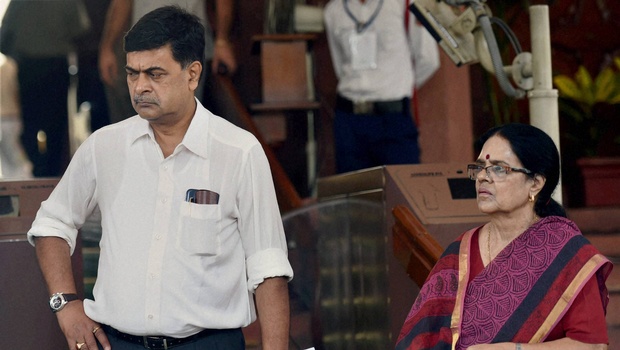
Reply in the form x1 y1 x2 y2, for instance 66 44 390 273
124 66 166 74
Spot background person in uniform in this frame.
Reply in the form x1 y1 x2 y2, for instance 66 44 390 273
0 52 32 179
0 0 90 177
28 6 292 350
324 0 440 173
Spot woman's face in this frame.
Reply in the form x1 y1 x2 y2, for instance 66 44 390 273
474 135 536 216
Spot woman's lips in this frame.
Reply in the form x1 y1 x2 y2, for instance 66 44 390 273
478 188 492 197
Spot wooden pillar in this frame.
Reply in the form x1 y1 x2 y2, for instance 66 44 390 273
417 52 475 163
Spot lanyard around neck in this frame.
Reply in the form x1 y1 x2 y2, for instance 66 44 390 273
344 0 384 33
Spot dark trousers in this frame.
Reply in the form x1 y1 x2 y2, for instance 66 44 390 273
77 51 111 132
334 105 420 173
17 56 70 177
97 328 245 350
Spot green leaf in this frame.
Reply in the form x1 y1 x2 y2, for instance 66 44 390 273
554 75 584 102
575 66 595 105
594 67 616 102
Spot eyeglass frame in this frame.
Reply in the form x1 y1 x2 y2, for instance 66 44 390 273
467 164 533 181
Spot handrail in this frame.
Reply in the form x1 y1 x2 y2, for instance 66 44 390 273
392 205 443 287
207 74 304 213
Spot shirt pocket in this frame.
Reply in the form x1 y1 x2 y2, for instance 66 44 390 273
177 201 221 255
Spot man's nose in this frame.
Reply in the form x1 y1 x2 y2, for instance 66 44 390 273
131 73 151 93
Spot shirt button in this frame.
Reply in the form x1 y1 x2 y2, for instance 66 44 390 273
162 198 167 203
148 314 154 319
150 273 156 279
155 235 162 240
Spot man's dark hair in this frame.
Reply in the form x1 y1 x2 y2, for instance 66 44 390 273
124 5 205 69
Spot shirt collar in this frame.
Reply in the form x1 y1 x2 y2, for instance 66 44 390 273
182 98 210 159
126 97 211 159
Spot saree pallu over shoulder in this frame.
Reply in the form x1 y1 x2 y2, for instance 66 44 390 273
396 237 462 350
396 216 612 350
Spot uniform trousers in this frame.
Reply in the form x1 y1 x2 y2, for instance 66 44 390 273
334 102 420 173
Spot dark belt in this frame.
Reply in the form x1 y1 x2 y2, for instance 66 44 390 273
102 324 224 350
336 95 408 115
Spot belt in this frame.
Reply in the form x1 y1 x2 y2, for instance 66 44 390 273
336 95 408 115
102 324 220 350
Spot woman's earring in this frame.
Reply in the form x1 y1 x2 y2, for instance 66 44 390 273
529 193 535 202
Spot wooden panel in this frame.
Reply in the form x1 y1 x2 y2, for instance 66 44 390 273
261 40 309 102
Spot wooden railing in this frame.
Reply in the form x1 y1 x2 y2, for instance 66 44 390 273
206 75 303 213
392 205 443 287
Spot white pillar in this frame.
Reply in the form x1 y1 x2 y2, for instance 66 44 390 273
527 5 562 204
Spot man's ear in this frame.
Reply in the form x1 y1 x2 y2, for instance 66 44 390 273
187 61 202 90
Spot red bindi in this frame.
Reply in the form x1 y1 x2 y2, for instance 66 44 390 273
485 154 490 159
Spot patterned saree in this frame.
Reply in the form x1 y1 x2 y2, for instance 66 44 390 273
396 216 612 350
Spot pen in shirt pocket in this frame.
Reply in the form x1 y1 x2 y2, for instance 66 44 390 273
185 189 219 204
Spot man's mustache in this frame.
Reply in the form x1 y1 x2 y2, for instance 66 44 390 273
133 95 159 105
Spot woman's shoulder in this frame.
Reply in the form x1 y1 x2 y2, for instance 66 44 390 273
538 215 581 233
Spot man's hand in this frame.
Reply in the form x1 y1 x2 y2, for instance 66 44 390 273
57 301 110 350
98 47 118 87
98 0 131 86
211 39 237 75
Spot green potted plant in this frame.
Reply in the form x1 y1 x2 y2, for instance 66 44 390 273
554 58 620 207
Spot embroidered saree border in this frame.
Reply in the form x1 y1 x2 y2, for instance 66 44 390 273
497 236 609 342
529 253 610 343
492 234 588 341
395 239 462 349
450 228 476 350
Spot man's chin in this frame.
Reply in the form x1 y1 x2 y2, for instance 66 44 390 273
135 105 159 119
138 113 159 121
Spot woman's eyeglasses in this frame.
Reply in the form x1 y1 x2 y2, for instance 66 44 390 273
467 164 532 181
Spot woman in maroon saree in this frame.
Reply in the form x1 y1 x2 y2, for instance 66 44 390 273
396 124 612 350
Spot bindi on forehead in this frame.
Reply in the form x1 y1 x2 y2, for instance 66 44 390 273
486 154 490 160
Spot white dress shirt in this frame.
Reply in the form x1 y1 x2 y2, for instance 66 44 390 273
324 0 439 102
28 99 293 337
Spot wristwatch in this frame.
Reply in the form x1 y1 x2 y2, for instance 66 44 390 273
49 293 79 313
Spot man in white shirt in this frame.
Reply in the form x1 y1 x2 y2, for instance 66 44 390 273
28 6 292 350
324 0 440 173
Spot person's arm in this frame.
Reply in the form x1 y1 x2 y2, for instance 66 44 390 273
466 339 607 350
322 3 344 79
98 0 132 86
255 276 290 349
35 236 111 350
211 0 237 74
408 15 440 88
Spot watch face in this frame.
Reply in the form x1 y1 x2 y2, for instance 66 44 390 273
50 294 65 311
49 293 77 312
51 296 62 309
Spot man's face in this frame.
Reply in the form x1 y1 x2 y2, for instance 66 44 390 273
125 44 200 123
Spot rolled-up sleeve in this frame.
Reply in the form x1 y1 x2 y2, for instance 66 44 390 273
237 143 294 292
27 136 97 255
